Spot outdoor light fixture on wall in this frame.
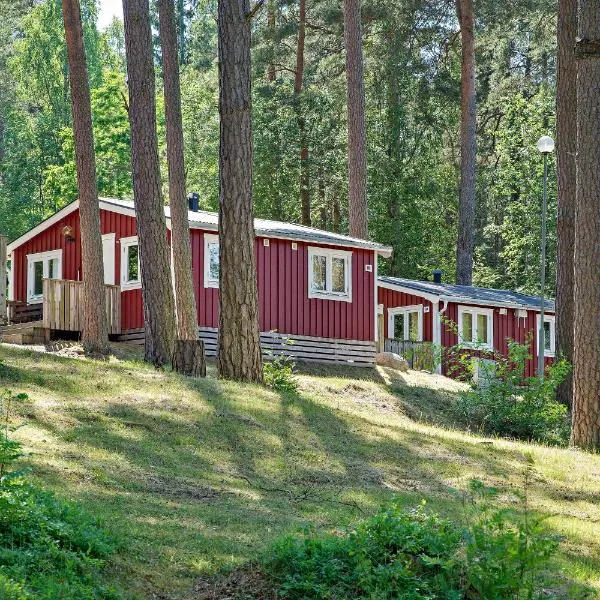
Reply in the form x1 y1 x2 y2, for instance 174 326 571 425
61 225 75 243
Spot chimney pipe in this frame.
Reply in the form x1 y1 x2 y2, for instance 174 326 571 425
432 269 442 284
187 192 199 212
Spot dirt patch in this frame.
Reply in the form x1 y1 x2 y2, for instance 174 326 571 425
193 565 276 600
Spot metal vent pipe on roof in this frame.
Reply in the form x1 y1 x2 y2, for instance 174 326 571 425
432 269 442 284
187 192 199 212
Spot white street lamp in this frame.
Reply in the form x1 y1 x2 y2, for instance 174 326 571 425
536 135 554 380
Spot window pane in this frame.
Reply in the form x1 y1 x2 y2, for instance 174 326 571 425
48 258 59 279
393 314 405 340
408 311 419 341
312 255 327 292
476 314 488 344
462 312 473 342
208 243 219 280
127 245 139 282
543 321 551 351
331 257 346 293
34 261 43 296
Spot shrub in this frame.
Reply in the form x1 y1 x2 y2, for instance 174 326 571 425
0 389 119 599
263 355 298 393
263 478 560 599
452 341 571 444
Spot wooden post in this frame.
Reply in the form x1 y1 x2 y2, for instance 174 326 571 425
0 235 7 325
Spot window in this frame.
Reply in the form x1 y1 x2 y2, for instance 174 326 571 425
388 305 423 341
26 250 62 304
536 314 555 357
120 236 141 290
308 247 352 301
204 234 219 288
457 306 494 350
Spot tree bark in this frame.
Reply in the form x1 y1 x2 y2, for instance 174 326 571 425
158 0 206 376
267 0 276 82
216 0 263 382
0 235 6 325
123 0 176 366
455 0 476 285
556 0 577 407
62 0 109 354
172 339 206 377
572 1 600 449
295 0 310 226
343 0 368 239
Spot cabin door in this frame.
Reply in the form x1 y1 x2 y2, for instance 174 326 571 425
102 233 116 285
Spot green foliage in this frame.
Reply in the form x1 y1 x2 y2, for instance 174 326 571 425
263 479 560 599
0 388 118 598
452 341 571 444
263 355 298 393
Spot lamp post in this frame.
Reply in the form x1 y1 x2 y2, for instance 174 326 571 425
536 135 554 380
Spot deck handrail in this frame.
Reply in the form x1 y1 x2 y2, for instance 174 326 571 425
42 279 121 334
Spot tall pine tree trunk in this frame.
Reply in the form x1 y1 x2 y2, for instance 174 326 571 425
455 0 476 285
157 0 204 357
295 0 310 226
217 0 263 382
555 0 577 407
62 0 109 354
343 0 368 239
572 3 600 449
123 0 176 366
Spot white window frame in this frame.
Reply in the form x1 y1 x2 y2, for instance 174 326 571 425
26 249 62 304
388 304 423 342
307 247 352 302
536 313 556 358
457 305 494 350
120 236 141 290
204 233 219 288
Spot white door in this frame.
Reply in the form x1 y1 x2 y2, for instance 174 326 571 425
102 234 116 285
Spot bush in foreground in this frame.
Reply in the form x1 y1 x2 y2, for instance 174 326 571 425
263 481 559 599
0 389 118 599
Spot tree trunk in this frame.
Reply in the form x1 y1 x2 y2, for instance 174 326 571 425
62 0 109 355
123 0 176 366
267 0 276 82
555 0 577 407
343 0 368 239
172 339 206 377
178 0 185 64
455 0 476 285
295 0 310 226
0 235 6 325
216 0 263 382
572 3 600 449
158 0 206 376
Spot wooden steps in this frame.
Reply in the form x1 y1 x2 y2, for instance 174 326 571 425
115 327 376 367
0 320 46 345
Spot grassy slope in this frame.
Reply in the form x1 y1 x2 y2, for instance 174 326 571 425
1 344 599 599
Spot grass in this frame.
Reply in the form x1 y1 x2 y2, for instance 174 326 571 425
0 343 599 599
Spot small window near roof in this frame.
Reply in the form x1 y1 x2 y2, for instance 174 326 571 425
204 234 219 288
120 236 141 290
308 247 352 301
536 314 555 357
457 306 494 350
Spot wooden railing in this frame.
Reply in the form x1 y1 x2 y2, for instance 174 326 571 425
42 279 121 334
7 300 43 325
384 339 436 371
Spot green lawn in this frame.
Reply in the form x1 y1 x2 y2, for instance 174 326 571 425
1 344 599 598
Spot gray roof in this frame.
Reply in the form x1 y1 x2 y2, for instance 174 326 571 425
378 276 555 312
100 197 393 255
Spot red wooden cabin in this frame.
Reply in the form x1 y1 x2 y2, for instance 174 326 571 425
377 274 555 378
5 198 392 365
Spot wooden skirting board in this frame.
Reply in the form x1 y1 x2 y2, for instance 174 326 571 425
115 328 376 367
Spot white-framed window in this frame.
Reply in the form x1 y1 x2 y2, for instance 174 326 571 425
120 236 141 290
388 305 423 341
26 249 62 304
457 305 494 350
308 247 352 302
536 314 556 357
204 234 219 288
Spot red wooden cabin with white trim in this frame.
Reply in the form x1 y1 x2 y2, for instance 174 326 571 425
377 274 555 378
4 198 392 365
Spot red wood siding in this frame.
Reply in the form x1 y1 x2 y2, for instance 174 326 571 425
190 230 375 341
377 286 434 341
11 206 377 342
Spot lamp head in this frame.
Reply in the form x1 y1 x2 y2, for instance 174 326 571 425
536 135 555 154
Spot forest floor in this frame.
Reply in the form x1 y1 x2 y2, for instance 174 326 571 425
1 343 599 599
